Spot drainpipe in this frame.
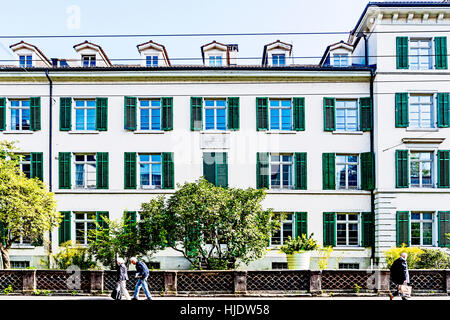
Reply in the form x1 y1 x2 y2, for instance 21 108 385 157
45 69 53 267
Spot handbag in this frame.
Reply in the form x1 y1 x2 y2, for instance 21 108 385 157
398 284 412 297
111 282 122 300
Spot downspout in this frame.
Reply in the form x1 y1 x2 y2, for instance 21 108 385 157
45 69 53 267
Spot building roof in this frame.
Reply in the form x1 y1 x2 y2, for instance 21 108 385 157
73 40 112 66
262 40 293 66
319 40 354 66
9 41 52 66
200 41 231 65
136 40 171 66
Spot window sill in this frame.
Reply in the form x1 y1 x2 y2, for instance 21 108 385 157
332 131 364 135
332 247 367 251
68 131 100 134
2 131 34 134
265 131 298 134
134 130 165 134
405 128 439 132
11 244 36 249
200 130 230 134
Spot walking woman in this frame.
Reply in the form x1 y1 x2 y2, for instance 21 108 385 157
116 258 131 300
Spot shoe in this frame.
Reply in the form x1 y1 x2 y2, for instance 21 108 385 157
389 293 394 300
131 297 138 300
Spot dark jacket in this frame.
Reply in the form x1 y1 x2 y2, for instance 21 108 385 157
116 263 129 281
135 261 149 278
390 257 410 285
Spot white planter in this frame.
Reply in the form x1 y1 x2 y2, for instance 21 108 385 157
286 251 312 270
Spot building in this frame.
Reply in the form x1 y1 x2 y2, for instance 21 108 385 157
1 1 449 270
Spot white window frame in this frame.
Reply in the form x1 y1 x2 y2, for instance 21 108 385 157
138 98 162 131
410 212 436 247
9 99 31 131
203 98 227 131
138 153 162 189
208 56 223 66
408 93 435 129
409 38 433 70
82 55 96 67
269 153 294 190
335 213 361 247
19 54 32 68
268 98 293 131
335 99 359 132
272 54 286 66
409 150 434 188
18 153 31 179
270 213 294 246
145 55 159 67
73 212 96 246
335 154 359 190
73 153 97 189
73 99 96 131
333 53 349 67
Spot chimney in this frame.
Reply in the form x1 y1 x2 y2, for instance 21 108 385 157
227 44 239 66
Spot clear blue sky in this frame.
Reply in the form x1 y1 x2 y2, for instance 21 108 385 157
0 0 371 65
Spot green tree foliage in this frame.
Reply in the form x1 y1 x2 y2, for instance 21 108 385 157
52 241 97 270
384 244 424 269
87 215 145 269
415 249 450 269
139 178 279 270
0 141 59 269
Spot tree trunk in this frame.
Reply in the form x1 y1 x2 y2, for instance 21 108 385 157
0 246 10 269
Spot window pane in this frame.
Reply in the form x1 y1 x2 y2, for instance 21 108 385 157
411 222 421 245
216 108 226 130
270 108 280 130
140 163 150 186
140 108 150 130
337 223 347 246
281 108 291 130
271 164 280 188
151 108 161 130
75 164 84 187
422 222 433 245
205 109 215 130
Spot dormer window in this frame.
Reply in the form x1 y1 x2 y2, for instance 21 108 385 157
82 55 96 67
209 56 223 66
19 55 32 68
146 55 158 67
333 54 349 67
272 54 286 66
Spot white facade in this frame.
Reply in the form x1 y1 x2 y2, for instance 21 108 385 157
2 2 450 270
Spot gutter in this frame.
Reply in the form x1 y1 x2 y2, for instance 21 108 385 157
369 66 376 266
44 69 53 192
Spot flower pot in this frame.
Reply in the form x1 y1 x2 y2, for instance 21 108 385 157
286 251 311 270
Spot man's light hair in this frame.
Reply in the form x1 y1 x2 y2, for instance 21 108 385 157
400 252 408 258
130 257 138 263
117 258 124 264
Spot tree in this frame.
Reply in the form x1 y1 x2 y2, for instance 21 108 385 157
139 178 280 270
0 141 59 269
87 215 148 269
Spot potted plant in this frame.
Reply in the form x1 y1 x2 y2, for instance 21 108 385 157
279 233 318 270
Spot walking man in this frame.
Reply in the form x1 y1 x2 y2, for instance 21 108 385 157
389 252 410 300
116 258 131 300
130 257 152 300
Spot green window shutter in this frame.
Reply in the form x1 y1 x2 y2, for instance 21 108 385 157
395 150 409 188
124 211 137 234
361 152 375 190
190 97 203 131
162 97 173 131
31 152 43 181
294 152 307 190
395 93 409 127
396 36 409 69
60 97 72 131
437 93 450 128
30 97 41 131
256 97 268 130
359 97 372 131
323 97 335 131
96 97 108 131
58 211 71 245
0 221 6 246
96 152 109 189
256 152 269 189
96 212 109 231
293 97 305 131
322 153 335 190
323 212 336 247
58 152 71 189
361 212 375 247
0 98 5 131
396 211 410 247
203 152 216 185
438 211 450 247
435 37 448 70
227 97 240 130
215 152 228 188
124 152 137 189
162 152 174 189
295 212 307 237
124 96 137 131
437 150 450 188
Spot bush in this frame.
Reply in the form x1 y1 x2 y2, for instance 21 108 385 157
279 234 318 255
53 241 98 270
416 249 450 269
384 244 423 269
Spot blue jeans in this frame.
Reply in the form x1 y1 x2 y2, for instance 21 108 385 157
133 276 152 300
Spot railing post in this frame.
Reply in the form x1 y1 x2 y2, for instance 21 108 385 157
22 270 36 294
234 271 247 294
446 270 450 294
375 270 391 293
164 271 177 294
309 270 322 295
90 270 104 294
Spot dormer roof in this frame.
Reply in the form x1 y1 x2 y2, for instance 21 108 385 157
262 40 293 66
9 41 52 67
200 41 230 65
73 40 112 67
136 40 171 66
319 40 353 66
